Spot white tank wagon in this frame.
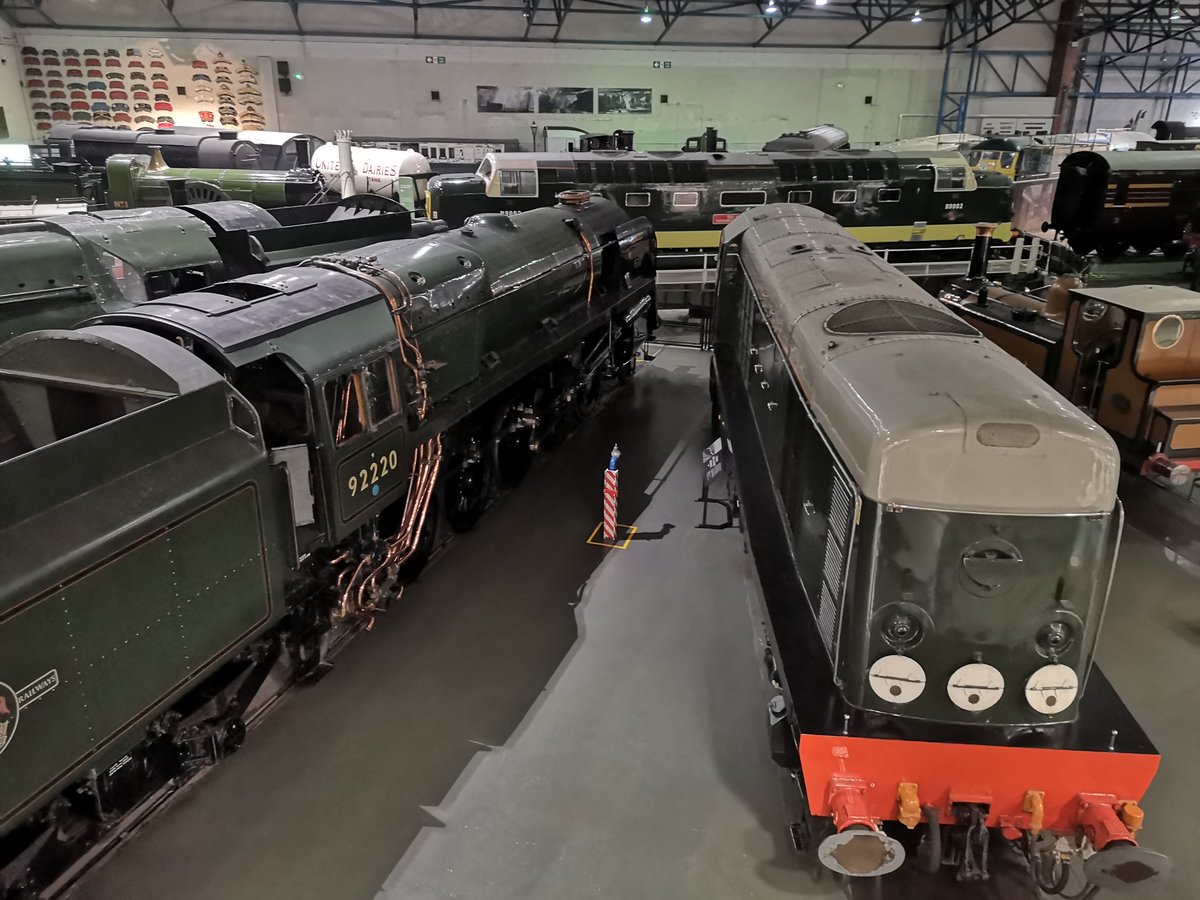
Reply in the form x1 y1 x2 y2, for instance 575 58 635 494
311 143 432 211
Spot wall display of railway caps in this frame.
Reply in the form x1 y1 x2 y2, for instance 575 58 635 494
1050 150 1200 260
428 148 1014 262
709 203 1166 890
21 42 274 134
0 196 442 343
941 263 1200 503
0 195 656 897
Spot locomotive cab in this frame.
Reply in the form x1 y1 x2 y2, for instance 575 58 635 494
942 277 1200 500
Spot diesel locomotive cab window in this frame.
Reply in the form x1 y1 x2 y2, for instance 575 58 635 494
720 190 767 208
833 189 858 204
788 190 813 204
625 192 651 208
934 165 967 191
672 191 699 208
499 169 538 196
878 188 902 202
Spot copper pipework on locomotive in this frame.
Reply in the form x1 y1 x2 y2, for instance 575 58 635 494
307 254 444 623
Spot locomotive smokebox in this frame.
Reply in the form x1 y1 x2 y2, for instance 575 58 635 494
968 222 997 282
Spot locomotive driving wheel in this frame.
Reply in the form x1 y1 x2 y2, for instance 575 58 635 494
573 369 601 420
443 443 488 533
492 399 539 488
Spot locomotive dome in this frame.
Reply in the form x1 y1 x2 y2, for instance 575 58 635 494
727 204 1120 515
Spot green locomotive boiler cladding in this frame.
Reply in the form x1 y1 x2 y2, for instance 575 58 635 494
0 196 655 857
104 153 327 211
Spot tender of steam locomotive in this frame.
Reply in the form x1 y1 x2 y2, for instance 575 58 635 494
710 204 1164 889
428 149 1014 261
1050 150 1200 258
0 195 655 897
0 197 443 342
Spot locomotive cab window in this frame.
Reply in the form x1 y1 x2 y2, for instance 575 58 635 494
833 189 858 204
499 168 538 197
328 356 404 446
364 356 402 426
672 191 699 208
878 188 902 202
934 165 967 191
625 191 651 208
328 371 366 445
720 190 767 208
788 190 813 204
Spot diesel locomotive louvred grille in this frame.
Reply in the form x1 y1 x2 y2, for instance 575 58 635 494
825 298 980 336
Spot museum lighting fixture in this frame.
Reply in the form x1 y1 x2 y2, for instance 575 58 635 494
765 0 779 13
815 0 828 6
1170 8 1182 20
640 5 653 22
911 9 922 22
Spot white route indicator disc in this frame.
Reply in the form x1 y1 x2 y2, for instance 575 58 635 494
947 662 1005 712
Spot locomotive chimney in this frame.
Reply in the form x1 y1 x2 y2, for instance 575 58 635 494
968 222 996 282
147 146 168 172
556 189 593 207
335 129 355 197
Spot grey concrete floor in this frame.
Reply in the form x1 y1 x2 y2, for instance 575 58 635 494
70 347 1197 900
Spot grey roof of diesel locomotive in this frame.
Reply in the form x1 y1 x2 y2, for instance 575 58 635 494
725 204 1120 515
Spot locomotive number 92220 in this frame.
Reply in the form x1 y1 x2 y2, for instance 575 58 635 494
348 449 401 497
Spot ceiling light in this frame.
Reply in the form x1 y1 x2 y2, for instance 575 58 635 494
765 0 779 13
1170 8 1182 20
640 5 653 22
815 0 828 5
911 9 922 22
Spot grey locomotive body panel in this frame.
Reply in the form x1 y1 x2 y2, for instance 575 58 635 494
715 204 1122 727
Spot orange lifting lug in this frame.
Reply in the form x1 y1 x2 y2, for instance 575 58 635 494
897 782 921 829
1024 790 1045 836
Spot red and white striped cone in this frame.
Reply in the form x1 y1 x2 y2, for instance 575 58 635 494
603 445 621 542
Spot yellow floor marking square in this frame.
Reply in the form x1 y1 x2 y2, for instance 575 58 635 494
586 522 637 550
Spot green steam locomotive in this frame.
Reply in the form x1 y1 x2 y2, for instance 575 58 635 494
0 195 655 897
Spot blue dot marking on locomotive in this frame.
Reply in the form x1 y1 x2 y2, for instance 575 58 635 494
372 485 380 496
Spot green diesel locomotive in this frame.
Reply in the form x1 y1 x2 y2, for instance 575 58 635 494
0 195 654 897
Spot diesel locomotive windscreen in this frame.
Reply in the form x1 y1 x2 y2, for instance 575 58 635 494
841 503 1120 724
